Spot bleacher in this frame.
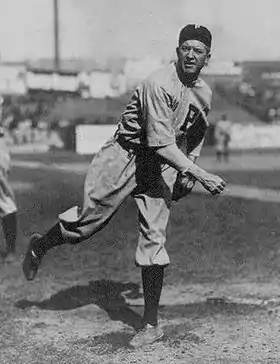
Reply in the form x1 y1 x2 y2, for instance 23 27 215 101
202 75 263 125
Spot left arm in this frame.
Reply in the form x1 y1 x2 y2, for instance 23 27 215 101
172 113 208 201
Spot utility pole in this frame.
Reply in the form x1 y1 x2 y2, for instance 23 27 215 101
54 0 60 71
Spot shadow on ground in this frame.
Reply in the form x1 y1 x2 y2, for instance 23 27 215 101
16 279 144 330
79 298 264 353
15 279 264 337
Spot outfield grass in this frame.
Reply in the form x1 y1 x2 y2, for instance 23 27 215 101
8 151 280 285
11 149 280 190
11 146 280 163
11 150 93 165
11 165 280 285
218 170 280 190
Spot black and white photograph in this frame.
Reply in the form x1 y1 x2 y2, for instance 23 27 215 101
0 0 280 362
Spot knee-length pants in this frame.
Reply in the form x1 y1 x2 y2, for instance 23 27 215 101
58 137 178 267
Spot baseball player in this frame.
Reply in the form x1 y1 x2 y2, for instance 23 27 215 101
22 24 226 348
214 113 232 163
0 100 18 263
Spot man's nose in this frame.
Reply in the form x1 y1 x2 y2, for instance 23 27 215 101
186 48 195 58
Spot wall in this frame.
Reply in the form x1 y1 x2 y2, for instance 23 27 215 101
88 71 127 98
76 123 280 155
26 71 79 92
75 124 117 154
229 123 280 149
0 63 26 94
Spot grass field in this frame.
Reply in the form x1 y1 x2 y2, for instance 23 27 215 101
214 169 280 190
1 151 280 363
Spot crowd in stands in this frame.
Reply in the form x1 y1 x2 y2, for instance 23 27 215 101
1 90 132 150
3 65 280 152
215 77 280 124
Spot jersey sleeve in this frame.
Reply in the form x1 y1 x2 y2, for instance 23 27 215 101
140 78 176 147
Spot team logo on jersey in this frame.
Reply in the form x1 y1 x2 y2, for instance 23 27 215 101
189 109 195 119
180 104 200 133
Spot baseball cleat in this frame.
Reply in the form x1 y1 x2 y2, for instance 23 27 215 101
129 324 164 348
22 234 42 281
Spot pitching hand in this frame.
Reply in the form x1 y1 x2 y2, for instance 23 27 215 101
199 172 226 195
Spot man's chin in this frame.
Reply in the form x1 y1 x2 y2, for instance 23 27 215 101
182 68 197 76
181 64 197 73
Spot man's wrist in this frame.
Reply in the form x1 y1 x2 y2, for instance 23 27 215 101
183 164 206 182
180 163 194 176
187 154 197 164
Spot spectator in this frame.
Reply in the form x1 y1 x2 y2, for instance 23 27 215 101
214 113 232 163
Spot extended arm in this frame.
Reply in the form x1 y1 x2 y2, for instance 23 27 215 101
155 143 225 195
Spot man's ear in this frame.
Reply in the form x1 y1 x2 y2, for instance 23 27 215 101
204 52 211 66
176 46 180 57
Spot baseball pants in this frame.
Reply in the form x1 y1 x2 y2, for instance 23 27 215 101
0 149 17 218
58 136 177 266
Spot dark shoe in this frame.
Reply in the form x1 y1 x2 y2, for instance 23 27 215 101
22 234 42 281
129 324 164 348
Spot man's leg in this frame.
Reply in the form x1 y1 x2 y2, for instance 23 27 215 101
22 223 64 280
141 265 164 327
216 150 222 162
2 212 17 262
23 138 137 280
224 146 230 163
129 162 176 348
0 168 18 262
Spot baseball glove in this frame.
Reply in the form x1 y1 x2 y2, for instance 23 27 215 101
172 172 196 202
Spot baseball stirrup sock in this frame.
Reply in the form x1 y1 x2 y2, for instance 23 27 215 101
34 223 65 259
142 265 164 327
2 212 17 254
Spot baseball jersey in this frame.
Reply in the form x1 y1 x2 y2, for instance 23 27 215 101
116 62 212 157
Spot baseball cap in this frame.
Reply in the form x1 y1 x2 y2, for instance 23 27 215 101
178 24 212 48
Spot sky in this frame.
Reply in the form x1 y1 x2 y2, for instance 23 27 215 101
0 0 280 63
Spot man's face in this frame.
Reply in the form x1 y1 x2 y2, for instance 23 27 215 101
176 39 211 76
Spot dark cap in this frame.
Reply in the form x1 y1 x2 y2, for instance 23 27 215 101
179 24 212 48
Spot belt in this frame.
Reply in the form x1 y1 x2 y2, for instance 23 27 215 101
115 137 144 157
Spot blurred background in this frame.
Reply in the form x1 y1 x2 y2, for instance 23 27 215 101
1 0 280 154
